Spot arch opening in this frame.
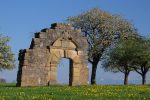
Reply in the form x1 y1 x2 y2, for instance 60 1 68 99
57 58 73 86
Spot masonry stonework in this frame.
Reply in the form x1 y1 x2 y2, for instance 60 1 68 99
16 23 89 86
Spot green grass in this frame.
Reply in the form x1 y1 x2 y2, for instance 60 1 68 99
0 83 150 100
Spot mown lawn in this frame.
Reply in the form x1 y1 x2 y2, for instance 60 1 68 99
0 83 150 100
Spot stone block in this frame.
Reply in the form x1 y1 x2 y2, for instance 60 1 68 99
50 67 57 71
66 50 77 59
73 67 80 73
23 60 29 66
73 76 79 81
73 56 82 63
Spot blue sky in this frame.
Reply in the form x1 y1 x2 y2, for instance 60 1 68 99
0 0 150 84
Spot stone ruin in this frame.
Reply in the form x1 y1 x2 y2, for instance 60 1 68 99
16 23 89 86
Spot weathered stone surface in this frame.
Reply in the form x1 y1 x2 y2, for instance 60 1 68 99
16 23 89 86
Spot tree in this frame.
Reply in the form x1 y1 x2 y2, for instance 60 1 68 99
67 8 136 84
131 38 150 85
0 34 15 71
0 77 6 83
103 38 138 85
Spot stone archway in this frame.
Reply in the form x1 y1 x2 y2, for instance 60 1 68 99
16 23 89 86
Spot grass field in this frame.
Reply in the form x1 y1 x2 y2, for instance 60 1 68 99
0 83 150 100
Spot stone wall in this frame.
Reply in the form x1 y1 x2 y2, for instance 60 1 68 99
17 23 89 86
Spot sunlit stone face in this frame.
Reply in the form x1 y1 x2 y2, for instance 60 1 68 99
17 23 89 86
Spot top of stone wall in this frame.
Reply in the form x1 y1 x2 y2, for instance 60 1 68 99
30 23 88 51
51 23 74 30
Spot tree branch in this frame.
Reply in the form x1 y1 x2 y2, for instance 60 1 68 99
117 67 124 73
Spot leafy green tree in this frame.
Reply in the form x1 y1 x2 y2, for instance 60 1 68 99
67 8 136 84
0 34 15 71
103 38 138 85
131 38 150 85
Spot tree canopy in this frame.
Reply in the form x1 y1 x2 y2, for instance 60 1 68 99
103 38 137 84
67 8 137 84
131 37 150 84
103 36 150 85
0 34 15 71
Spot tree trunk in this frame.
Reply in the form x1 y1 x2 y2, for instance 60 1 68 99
142 74 146 85
124 72 129 85
91 62 98 85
